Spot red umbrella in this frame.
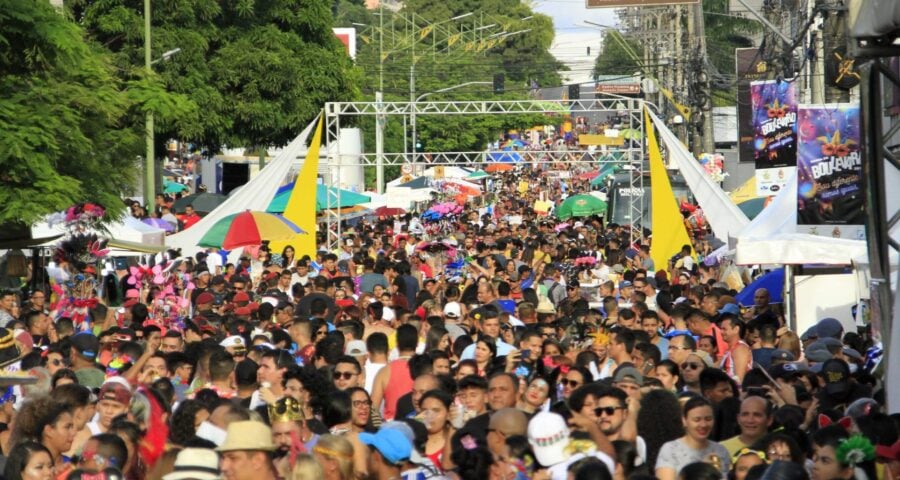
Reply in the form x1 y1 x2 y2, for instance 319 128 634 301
374 206 406 216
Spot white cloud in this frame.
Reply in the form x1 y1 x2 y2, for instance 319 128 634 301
533 1 620 83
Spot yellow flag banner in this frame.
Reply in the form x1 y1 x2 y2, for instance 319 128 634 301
279 114 324 259
646 109 694 272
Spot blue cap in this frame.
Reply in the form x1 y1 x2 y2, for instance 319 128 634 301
358 428 412 464
718 303 740 316
816 318 843 339
619 280 633 289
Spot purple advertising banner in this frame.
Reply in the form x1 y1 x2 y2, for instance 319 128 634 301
796 104 864 225
751 80 797 196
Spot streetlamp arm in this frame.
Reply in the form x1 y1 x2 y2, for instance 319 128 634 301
415 81 492 102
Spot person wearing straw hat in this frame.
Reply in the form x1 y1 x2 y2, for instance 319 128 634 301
163 448 221 480
217 421 278 480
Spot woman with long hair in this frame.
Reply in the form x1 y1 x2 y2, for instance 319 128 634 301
425 326 450 355
419 390 455 471
473 337 497 377
10 396 76 470
279 245 296 270
4 442 54 480
655 397 730 480
519 376 552 414
312 434 355 480
654 360 681 393
346 387 374 434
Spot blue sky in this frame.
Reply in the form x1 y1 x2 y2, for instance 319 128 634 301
532 1 620 83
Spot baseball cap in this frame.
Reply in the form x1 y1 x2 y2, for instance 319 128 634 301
358 428 412 465
345 340 367 356
612 264 625 274
800 325 818 341
771 349 796 362
816 318 843 339
613 366 644 386
232 292 251 304
99 381 132 405
567 279 580 288
718 303 740 316
619 280 633 289
769 363 804 381
195 292 215 306
821 358 851 396
443 302 461 319
234 307 252 316
527 412 570 467
687 350 715 368
71 333 100 360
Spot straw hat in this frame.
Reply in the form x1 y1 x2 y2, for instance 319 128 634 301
215 421 276 452
163 448 221 480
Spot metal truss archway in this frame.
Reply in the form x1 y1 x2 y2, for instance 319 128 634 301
321 98 650 250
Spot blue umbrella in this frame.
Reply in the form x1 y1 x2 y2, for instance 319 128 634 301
735 268 785 307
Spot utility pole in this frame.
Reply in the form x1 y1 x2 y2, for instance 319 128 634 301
143 0 154 204
693 2 715 154
375 91 384 194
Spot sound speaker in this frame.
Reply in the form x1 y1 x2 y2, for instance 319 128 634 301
221 163 249 195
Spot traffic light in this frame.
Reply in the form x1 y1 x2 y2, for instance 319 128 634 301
493 73 505 94
568 83 580 100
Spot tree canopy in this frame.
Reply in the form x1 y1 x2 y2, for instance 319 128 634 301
69 0 361 152
592 31 644 78
0 0 145 224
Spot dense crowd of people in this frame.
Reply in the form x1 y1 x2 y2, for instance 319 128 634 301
0 167 894 480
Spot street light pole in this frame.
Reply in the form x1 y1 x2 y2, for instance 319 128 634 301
144 0 154 205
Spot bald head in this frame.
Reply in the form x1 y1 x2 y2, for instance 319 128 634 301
754 288 770 307
488 408 528 437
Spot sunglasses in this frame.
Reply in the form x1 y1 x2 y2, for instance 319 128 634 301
560 379 580 388
334 371 356 380
681 362 702 370
594 406 625 417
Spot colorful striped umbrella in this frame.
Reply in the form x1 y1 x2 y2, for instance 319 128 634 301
197 211 305 250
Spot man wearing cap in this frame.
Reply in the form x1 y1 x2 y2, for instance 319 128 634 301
359 428 413 480
612 365 643 400
217 421 278 480
89 381 132 435
818 358 872 411
70 333 104 389
528 411 615 480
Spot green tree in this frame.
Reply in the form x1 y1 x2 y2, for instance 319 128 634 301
70 0 361 152
703 0 760 105
0 0 148 224
592 31 644 78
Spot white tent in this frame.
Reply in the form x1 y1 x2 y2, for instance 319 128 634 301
647 109 750 239
384 186 436 206
735 169 868 265
420 166 472 179
32 215 166 246
165 117 318 257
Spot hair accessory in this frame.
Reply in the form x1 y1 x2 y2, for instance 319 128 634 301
731 448 767 465
818 414 852 430
460 434 478 450
592 331 610 346
313 445 353 460
837 435 875 466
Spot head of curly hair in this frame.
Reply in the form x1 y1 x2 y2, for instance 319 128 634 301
9 395 73 446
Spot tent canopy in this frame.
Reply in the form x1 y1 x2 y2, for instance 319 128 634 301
165 117 318 256
266 183 371 213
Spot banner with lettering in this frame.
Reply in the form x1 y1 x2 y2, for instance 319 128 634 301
750 80 797 196
797 104 864 226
